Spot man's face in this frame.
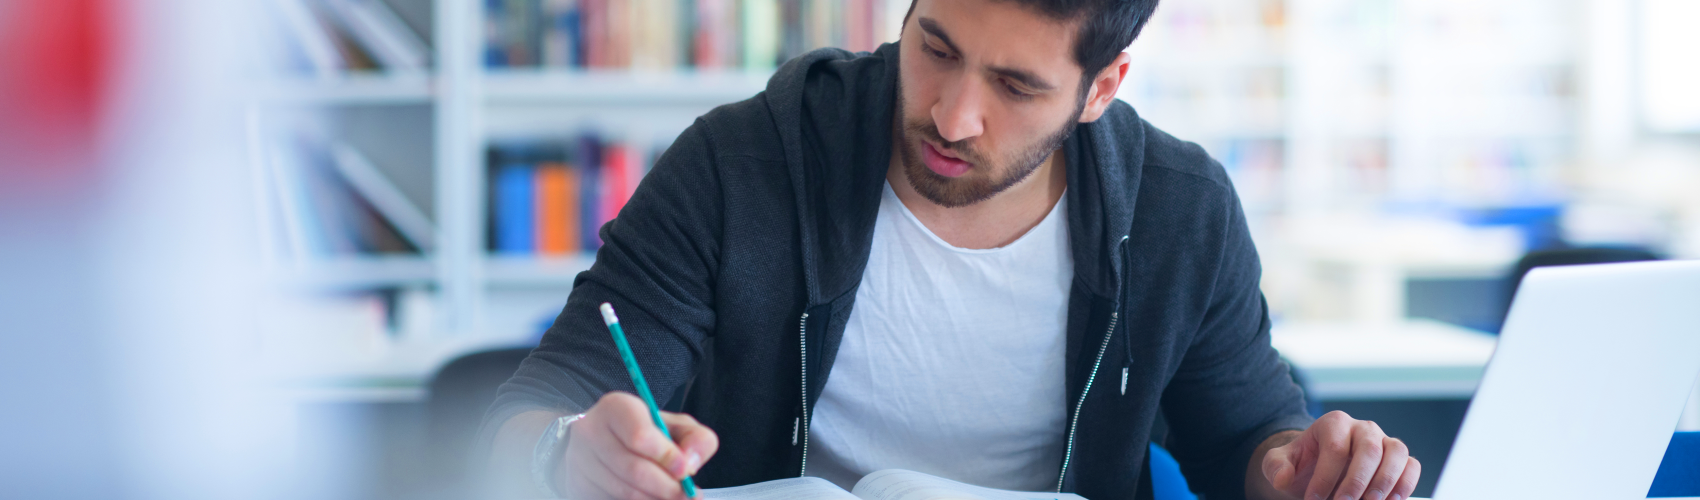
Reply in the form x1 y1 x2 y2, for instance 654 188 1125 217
895 0 1088 208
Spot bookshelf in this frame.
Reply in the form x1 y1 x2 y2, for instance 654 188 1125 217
253 0 1592 394
250 0 904 395
1122 0 1578 217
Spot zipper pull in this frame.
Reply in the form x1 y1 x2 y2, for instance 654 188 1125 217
1120 367 1129 395
792 417 800 446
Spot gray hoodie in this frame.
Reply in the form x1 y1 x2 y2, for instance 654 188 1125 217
485 43 1313 500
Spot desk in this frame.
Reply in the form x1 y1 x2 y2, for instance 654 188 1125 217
1272 320 1498 401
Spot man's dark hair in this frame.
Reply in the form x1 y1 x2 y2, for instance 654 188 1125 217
903 0 1161 95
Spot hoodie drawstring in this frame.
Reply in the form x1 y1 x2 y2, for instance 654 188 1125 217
1116 236 1133 395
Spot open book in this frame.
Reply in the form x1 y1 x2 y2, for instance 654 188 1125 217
701 469 1089 500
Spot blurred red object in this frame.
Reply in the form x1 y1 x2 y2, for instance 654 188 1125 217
0 0 116 186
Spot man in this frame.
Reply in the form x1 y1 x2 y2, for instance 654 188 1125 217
484 1 1422 499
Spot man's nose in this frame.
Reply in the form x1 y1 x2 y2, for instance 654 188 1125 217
932 76 986 143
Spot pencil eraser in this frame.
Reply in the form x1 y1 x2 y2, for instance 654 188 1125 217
599 303 619 326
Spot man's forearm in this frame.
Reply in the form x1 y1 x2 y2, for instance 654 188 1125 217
1247 430 1303 500
488 409 574 498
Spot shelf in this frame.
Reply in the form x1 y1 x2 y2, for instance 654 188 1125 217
484 254 597 287
267 255 436 290
251 73 435 105
483 69 773 106
273 337 535 403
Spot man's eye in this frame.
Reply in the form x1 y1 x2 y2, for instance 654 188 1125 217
1004 82 1032 98
923 44 951 60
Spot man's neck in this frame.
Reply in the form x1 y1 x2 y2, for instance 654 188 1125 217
887 148 1068 250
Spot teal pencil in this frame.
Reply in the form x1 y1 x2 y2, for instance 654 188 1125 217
600 302 700 498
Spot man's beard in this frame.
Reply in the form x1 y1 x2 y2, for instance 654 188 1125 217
895 84 1086 208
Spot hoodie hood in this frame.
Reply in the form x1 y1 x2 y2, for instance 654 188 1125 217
761 43 1150 304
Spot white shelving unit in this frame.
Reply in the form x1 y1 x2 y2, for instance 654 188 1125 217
252 0 787 397
1123 0 1579 214
252 75 435 105
483 69 772 105
265 255 437 291
256 0 1592 394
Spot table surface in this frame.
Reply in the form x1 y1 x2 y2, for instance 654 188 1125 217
284 319 1504 404
1272 319 1499 400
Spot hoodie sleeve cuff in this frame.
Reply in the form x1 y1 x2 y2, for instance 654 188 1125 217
1225 412 1315 500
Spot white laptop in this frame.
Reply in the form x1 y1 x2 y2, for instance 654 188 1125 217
1431 260 1700 500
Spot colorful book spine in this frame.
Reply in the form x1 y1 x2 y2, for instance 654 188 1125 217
485 0 511 66
742 0 781 70
581 0 607 67
599 143 635 225
495 162 537 254
485 0 889 70
486 135 649 256
541 0 582 67
631 0 681 69
575 135 603 250
535 162 582 255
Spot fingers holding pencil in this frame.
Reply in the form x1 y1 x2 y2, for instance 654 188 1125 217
564 391 718 500
598 302 708 498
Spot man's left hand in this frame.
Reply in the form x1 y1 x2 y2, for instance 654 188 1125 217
1261 410 1421 500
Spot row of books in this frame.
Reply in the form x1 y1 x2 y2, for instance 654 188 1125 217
266 0 432 78
485 0 892 70
487 136 651 255
259 136 437 260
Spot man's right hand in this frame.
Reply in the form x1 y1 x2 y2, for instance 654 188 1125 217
557 392 720 500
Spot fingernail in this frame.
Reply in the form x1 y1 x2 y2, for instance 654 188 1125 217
1367 488 1384 500
1391 495 1402 500
1337 495 1352 500
1311 494 1327 500
683 451 702 475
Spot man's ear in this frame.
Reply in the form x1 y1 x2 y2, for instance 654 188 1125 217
1077 52 1133 123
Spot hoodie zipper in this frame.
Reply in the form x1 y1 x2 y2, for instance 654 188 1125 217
797 311 812 476
1056 309 1118 492
1057 236 1129 492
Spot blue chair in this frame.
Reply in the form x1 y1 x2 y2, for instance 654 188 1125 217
1650 432 1700 497
1149 443 1197 500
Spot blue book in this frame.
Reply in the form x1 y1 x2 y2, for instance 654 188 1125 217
495 163 536 254
483 0 508 67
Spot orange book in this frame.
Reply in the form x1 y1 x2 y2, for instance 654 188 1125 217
535 162 580 255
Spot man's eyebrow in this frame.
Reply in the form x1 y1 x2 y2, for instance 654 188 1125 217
917 16 1057 92
916 17 960 54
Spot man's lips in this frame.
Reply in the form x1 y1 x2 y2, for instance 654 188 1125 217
921 141 971 178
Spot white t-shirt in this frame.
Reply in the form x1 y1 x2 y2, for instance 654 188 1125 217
804 182 1072 491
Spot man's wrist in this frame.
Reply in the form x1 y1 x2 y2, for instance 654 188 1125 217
532 413 587 498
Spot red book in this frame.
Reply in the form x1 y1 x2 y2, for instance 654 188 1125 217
695 0 732 68
599 144 638 225
582 0 606 68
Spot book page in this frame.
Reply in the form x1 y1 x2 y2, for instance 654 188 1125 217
701 476 860 500
850 469 1089 500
